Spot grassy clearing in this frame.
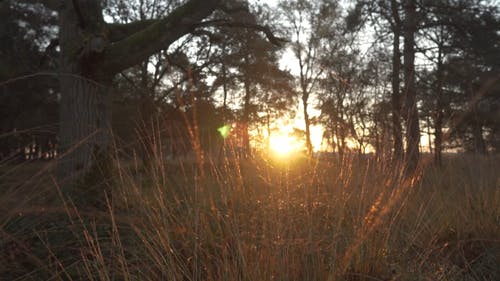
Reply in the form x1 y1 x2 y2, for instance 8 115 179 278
1 153 499 280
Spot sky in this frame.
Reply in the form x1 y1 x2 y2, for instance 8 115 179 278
266 0 436 153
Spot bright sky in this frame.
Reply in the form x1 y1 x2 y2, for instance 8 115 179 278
214 0 435 154
268 0 435 154
263 111 325 152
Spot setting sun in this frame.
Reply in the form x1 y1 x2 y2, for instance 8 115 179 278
269 133 301 156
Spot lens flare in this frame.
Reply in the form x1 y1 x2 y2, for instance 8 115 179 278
217 124 232 139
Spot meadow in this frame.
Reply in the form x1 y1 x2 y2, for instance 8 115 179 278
1 152 499 281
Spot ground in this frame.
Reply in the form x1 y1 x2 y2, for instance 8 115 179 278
0 153 499 280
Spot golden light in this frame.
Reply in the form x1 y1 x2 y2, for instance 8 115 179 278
269 133 301 156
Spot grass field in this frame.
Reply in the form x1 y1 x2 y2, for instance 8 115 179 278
1 152 499 280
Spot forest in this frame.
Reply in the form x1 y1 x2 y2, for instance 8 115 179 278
0 0 499 280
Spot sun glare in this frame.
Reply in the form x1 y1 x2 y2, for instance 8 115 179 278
269 134 300 156
263 116 325 157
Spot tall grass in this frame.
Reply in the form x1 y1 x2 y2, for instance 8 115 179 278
1 148 499 280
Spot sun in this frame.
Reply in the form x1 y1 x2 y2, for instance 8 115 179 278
269 133 300 156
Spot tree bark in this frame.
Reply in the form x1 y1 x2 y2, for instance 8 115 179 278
403 0 420 174
58 76 112 178
57 0 112 190
55 1 120 209
390 0 404 162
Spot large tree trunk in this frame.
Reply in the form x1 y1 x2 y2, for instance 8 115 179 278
403 0 420 174
390 0 404 162
58 75 112 182
57 1 114 205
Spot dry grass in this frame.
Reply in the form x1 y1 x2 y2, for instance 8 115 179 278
1 152 499 280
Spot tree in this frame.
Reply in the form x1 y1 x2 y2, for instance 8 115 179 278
40 0 219 191
443 1 499 154
388 0 405 161
204 3 292 155
318 47 360 158
417 5 452 164
256 64 295 152
107 0 219 165
363 48 394 160
16 0 281 203
362 0 405 161
417 0 500 158
279 0 339 156
360 0 420 172
402 0 420 173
